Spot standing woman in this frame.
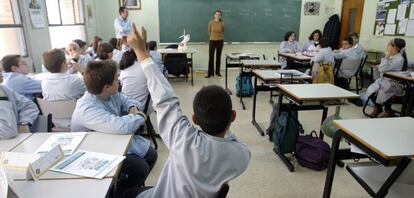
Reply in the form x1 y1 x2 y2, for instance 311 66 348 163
206 10 224 78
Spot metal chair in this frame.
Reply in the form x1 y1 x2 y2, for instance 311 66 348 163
216 183 230 198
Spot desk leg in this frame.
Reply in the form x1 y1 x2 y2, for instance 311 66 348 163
251 76 264 136
377 157 411 197
323 131 342 198
239 66 246 110
319 106 328 139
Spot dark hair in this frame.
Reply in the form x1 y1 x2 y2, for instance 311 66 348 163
91 36 102 51
148 41 157 51
109 38 118 49
283 31 295 41
1 55 21 72
193 85 233 136
84 60 117 94
392 38 408 71
349 32 359 39
343 36 354 46
214 9 222 21
319 37 330 48
73 39 87 48
42 49 66 73
119 6 127 14
308 29 322 41
119 50 137 70
96 43 114 60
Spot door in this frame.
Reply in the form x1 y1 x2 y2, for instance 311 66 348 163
339 0 365 45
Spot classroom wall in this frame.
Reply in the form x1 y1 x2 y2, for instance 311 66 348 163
92 0 340 71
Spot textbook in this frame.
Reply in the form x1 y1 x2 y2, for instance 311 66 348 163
36 132 87 156
50 150 125 179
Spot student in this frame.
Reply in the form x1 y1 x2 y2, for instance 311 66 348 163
365 38 407 118
73 39 88 55
86 36 102 59
70 60 157 195
148 41 167 76
310 37 335 78
0 66 39 139
66 42 92 74
95 43 114 61
302 29 322 53
349 32 366 59
279 31 301 68
125 24 250 198
109 37 120 55
333 36 361 88
1 55 42 99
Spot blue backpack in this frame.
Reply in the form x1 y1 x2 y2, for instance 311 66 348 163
235 74 254 97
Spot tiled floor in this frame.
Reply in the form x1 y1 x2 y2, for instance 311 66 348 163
145 69 375 197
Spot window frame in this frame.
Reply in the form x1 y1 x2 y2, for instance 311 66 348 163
45 0 85 26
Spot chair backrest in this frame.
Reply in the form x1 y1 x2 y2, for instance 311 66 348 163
36 98 76 119
31 114 53 132
216 183 229 198
336 58 362 79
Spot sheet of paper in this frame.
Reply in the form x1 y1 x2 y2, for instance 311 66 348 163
28 9 45 28
387 9 397 24
397 4 407 20
405 19 414 36
36 132 87 156
29 145 64 180
51 150 125 179
0 152 39 170
398 18 408 34
384 23 397 35
410 3 414 19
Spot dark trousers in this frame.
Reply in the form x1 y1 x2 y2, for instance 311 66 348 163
116 146 158 197
208 40 224 76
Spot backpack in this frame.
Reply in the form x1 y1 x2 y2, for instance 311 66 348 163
235 74 254 97
313 62 334 84
296 131 331 171
267 104 304 154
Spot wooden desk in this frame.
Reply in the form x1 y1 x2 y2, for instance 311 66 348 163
237 60 281 110
251 69 311 136
274 84 359 172
13 178 112 198
158 48 196 86
384 71 414 116
323 117 414 198
224 53 260 95
0 133 32 152
278 52 312 69
11 132 132 180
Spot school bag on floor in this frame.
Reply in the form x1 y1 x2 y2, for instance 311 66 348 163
296 131 331 171
313 62 334 84
235 74 254 97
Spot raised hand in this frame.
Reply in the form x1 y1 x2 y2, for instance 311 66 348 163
127 23 150 62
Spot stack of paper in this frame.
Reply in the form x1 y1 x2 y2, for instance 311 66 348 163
36 133 87 156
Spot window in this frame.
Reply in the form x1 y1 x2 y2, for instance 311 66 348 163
0 0 27 59
45 0 85 48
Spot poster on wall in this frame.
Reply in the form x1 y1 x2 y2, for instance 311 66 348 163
375 21 385 36
27 0 45 28
304 2 320 15
120 0 141 10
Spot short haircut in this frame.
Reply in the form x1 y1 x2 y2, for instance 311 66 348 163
193 85 232 136
148 41 157 51
1 55 21 72
343 36 354 46
319 37 330 48
284 31 295 41
84 60 117 94
119 6 127 14
119 50 136 70
349 32 359 39
96 43 114 60
308 29 322 40
42 49 66 73
109 38 118 49
73 39 87 48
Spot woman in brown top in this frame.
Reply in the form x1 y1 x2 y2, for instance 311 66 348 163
206 10 224 78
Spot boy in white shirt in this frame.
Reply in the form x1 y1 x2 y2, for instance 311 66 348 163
126 24 251 198
148 41 167 76
333 37 361 88
0 66 39 139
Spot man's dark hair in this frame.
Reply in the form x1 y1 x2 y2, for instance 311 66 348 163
148 41 157 51
193 85 233 136
284 31 295 41
42 49 66 73
119 6 127 14
343 36 354 46
96 43 114 60
84 60 117 94
1 55 21 72
73 39 87 48
319 37 330 48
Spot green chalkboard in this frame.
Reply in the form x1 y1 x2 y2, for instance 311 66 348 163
159 0 302 43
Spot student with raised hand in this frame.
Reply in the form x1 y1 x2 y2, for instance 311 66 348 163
70 60 157 195
1 55 42 99
0 66 39 139
302 29 322 53
310 37 335 78
349 32 366 59
125 24 250 198
365 38 407 118
279 31 301 68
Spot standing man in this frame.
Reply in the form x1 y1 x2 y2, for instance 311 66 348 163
114 7 132 49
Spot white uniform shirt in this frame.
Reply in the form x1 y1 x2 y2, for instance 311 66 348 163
334 47 361 78
114 16 132 39
137 58 251 198
311 47 335 77
1 72 42 99
354 43 366 59
279 41 301 68
41 73 85 101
